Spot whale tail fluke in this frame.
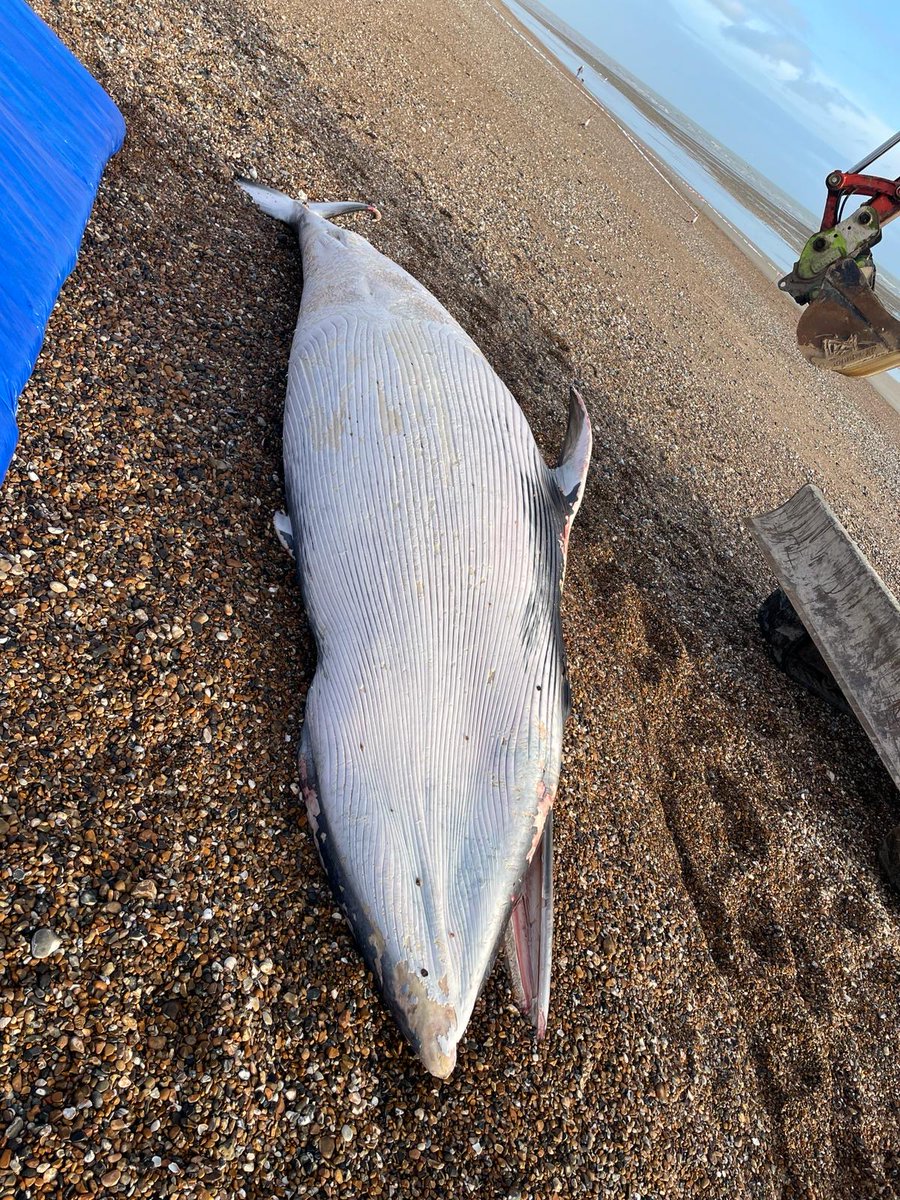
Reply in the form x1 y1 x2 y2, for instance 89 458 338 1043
236 178 305 227
237 177 379 227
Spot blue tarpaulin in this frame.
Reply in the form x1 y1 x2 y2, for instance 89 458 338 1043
0 0 125 482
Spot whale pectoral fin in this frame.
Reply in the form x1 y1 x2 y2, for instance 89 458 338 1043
273 510 296 559
504 808 554 1038
550 385 592 523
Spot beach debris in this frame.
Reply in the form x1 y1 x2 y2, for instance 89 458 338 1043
755 588 850 715
881 826 900 888
749 483 900 886
0 0 124 484
239 178 591 1076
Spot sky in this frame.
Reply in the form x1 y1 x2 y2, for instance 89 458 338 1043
538 0 900 269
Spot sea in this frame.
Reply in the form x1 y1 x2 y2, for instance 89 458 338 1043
500 0 900 408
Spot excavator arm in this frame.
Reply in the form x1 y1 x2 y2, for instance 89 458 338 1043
778 132 900 377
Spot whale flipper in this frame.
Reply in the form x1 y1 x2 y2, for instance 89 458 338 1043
552 385 592 524
504 808 554 1037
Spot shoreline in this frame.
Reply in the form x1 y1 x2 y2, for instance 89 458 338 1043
489 0 703 226
499 0 900 423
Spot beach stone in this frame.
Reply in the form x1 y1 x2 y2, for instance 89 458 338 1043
30 928 61 958
318 1135 336 1159
131 879 158 900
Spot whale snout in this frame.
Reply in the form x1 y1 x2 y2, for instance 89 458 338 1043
389 959 460 1079
409 1010 458 1079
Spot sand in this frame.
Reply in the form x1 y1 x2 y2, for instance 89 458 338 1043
2 0 900 1196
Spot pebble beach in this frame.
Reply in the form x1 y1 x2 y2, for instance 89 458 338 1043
3 0 900 1196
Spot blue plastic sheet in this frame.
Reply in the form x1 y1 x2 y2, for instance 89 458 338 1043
0 1 124 482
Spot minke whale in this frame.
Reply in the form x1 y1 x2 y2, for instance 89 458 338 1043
239 179 591 1077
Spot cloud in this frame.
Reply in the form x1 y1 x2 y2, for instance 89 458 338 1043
671 0 893 161
707 0 746 18
787 74 859 112
722 22 809 71
752 0 807 32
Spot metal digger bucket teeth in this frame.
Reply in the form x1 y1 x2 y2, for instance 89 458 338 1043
796 258 900 378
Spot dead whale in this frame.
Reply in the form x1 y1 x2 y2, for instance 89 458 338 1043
239 180 591 1076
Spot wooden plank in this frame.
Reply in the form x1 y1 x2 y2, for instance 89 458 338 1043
748 483 900 790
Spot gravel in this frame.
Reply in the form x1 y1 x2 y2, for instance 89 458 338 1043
2 0 900 1196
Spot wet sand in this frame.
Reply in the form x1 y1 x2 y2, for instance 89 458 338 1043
511 0 816 253
2 0 900 1196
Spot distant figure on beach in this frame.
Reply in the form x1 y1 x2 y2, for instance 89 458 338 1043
580 116 592 128
576 65 584 81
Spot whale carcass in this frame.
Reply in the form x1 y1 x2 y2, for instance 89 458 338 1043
239 180 591 1076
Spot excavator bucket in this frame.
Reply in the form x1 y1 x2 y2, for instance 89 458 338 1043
796 258 900 378
748 484 900 882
